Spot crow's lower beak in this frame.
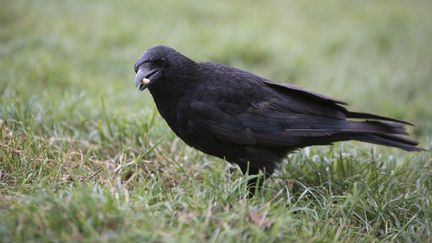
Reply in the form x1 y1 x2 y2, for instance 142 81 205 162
135 69 162 91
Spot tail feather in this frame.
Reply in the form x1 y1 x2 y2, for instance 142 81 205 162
337 113 423 151
346 120 408 135
346 111 413 126
351 133 423 151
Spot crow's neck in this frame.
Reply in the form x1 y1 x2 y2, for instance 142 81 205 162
148 66 196 122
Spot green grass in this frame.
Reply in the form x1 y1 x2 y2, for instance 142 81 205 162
1 0 432 242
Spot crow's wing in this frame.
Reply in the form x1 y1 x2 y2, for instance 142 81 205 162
189 97 412 149
190 96 352 147
189 74 411 148
262 80 411 125
196 63 349 119
263 80 347 105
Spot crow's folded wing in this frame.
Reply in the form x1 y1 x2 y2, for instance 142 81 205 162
263 80 347 105
189 91 409 147
189 99 349 147
189 62 412 147
262 80 411 125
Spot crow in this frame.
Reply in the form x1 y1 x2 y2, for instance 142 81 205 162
134 45 422 195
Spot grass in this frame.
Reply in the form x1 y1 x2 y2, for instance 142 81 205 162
1 0 431 242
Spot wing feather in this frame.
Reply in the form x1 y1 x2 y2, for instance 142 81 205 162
187 65 415 149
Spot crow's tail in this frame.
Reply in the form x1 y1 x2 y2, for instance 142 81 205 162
350 133 422 151
343 118 423 151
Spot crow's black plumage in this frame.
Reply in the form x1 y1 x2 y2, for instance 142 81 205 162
134 45 422 194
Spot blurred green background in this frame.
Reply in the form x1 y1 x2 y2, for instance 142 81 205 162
2 0 431 133
1 0 431 242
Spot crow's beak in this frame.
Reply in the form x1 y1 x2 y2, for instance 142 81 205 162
135 69 162 91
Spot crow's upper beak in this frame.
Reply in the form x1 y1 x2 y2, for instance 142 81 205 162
135 69 162 91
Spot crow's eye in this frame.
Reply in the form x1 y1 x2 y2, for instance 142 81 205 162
153 57 167 67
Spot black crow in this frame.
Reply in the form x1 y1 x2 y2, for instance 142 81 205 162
134 45 422 194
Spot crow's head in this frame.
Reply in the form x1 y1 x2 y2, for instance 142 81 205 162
134 45 195 91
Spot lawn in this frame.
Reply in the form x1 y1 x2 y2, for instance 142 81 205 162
1 0 431 242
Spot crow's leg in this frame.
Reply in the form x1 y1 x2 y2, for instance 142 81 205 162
238 161 274 197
